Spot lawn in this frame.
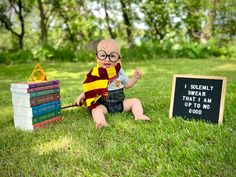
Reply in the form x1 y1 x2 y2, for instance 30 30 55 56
0 58 236 176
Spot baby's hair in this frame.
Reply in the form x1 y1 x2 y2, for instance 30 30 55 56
97 39 120 54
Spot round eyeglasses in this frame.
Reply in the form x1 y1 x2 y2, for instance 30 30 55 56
96 50 121 62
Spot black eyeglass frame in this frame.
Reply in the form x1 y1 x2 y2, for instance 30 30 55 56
96 50 121 62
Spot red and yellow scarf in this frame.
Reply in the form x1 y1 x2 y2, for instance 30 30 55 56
83 63 121 109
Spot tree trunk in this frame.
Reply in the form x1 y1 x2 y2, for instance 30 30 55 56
119 0 133 47
58 10 74 42
17 0 25 49
37 0 48 46
200 0 217 44
103 1 116 39
1 0 25 49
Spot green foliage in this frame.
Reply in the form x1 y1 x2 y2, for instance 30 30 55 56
10 50 34 63
74 49 95 62
141 0 173 40
228 41 236 58
0 46 79 64
0 51 11 64
34 45 76 62
0 49 34 64
171 42 230 59
0 39 233 65
121 39 231 61
33 45 96 62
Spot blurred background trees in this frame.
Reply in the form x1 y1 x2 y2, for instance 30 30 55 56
0 0 235 64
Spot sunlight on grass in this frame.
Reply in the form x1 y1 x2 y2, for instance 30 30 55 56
0 79 16 86
1 105 13 114
35 136 82 155
115 119 134 132
47 70 86 80
211 63 236 71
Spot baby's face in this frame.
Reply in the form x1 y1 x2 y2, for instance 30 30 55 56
96 39 121 68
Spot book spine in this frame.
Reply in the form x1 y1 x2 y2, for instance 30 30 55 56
27 84 59 93
11 93 60 107
30 93 60 106
32 100 61 116
33 116 62 129
30 88 60 98
13 100 60 117
32 109 61 124
11 84 60 93
29 80 59 89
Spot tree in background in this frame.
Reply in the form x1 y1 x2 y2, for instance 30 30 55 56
200 0 217 44
141 0 175 41
102 0 117 39
51 0 97 49
0 0 31 49
120 0 134 47
179 0 203 41
217 0 236 42
0 0 235 54
37 0 53 46
180 0 218 44
178 0 235 44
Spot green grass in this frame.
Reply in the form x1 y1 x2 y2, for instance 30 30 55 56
0 58 236 176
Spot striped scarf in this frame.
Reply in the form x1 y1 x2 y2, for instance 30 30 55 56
83 63 121 109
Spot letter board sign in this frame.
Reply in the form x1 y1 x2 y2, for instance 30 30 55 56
169 75 227 124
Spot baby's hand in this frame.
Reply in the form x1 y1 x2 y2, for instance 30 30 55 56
74 97 81 106
74 96 84 106
74 92 86 106
125 69 142 89
133 69 142 79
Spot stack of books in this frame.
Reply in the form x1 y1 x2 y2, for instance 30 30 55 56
10 80 61 131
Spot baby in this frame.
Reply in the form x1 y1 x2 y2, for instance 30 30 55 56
74 39 150 129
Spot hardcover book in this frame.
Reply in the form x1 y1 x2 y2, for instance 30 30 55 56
11 77 62 131
14 109 61 129
11 80 59 89
32 109 61 124
11 93 60 107
14 116 62 131
10 84 59 93
11 88 60 98
33 116 62 129
13 100 61 117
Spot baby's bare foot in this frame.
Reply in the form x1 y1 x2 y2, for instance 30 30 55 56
135 115 151 121
96 122 108 129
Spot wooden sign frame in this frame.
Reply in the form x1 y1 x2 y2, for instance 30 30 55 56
169 74 227 125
